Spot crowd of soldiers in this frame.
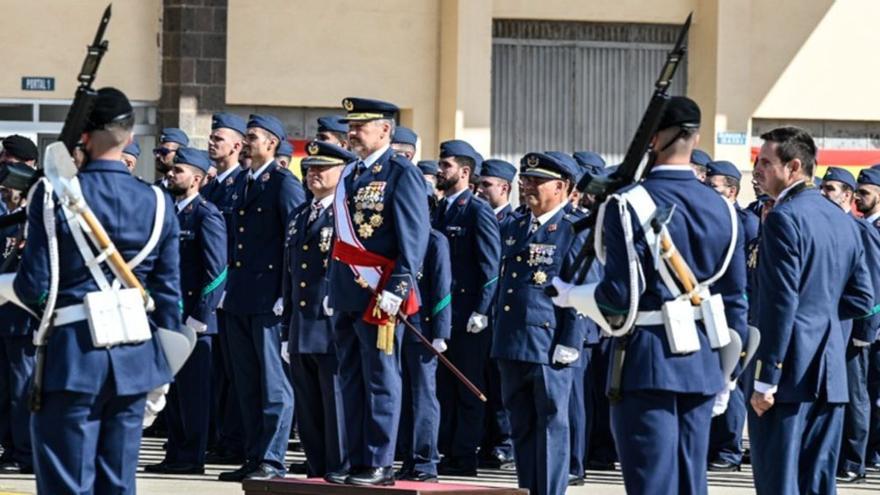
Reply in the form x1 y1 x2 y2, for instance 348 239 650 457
0 87 880 495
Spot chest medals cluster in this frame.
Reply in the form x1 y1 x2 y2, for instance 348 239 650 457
528 243 556 285
352 181 386 239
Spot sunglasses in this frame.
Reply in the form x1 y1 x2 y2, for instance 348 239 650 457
152 147 174 157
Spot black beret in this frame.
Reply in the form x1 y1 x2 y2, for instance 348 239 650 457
85 87 134 132
1 135 38 161
658 96 701 131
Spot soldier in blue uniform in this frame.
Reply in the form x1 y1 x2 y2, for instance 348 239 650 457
492 151 587 495
418 160 442 211
391 126 418 161
9 88 185 494
748 127 875 494
121 141 140 174
573 151 606 210
316 115 350 149
276 140 294 170
280 141 354 478
477 159 517 225
202 111 248 465
219 114 304 482
552 97 748 495
153 127 188 187
432 140 501 476
396 204 452 482
324 97 429 485
854 168 880 474
144 148 227 474
690 148 711 182
702 160 760 472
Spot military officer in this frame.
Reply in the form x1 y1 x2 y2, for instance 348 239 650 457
201 111 247 465
391 126 418 161
703 160 760 473
417 160 442 210
219 114 303 482
153 127 188 187
11 88 184 493
432 140 501 476
690 148 711 182
573 151 606 210
397 205 452 482
316 115 349 149
477 158 517 225
748 127 874 494
280 141 353 478
324 97 429 486
490 151 586 495
854 168 880 473
121 141 140 174
276 140 294 170
145 148 227 474
552 97 748 495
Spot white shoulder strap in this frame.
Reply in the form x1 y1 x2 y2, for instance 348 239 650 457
60 178 113 291
701 199 738 288
126 186 166 271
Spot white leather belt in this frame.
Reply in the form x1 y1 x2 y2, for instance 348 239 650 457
635 307 704 326
53 304 88 326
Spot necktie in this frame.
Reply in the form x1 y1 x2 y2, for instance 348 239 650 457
245 174 255 198
529 218 540 235
353 160 365 181
308 202 323 224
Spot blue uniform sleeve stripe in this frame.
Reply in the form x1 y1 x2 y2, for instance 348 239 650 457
201 267 228 297
432 293 452 317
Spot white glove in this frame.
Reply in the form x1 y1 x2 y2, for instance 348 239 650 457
272 298 284 316
281 341 290 364
466 312 488 333
143 384 170 428
217 291 226 309
712 386 732 417
185 316 208 334
323 295 334 316
552 344 579 365
378 290 403 316
432 338 448 353
550 276 575 308
853 338 871 347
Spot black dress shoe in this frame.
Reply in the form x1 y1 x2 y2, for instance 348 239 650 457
836 471 866 484
401 470 438 482
0 461 33 474
143 461 170 474
218 462 257 482
437 458 477 477
244 463 285 481
346 467 395 486
866 462 880 472
707 460 741 472
205 450 246 465
324 469 350 484
586 460 616 471
568 474 585 486
288 461 308 475
394 466 413 480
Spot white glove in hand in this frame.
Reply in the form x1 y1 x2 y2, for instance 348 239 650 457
281 341 290 364
272 298 284 317
323 295 334 317
217 291 226 310
550 276 575 308
143 384 170 428
712 386 732 417
552 344 579 365
466 312 488 333
185 316 208 334
432 338 448 353
853 338 871 348
378 290 403 316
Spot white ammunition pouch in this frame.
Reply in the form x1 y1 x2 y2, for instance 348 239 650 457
597 185 738 354
47 177 164 348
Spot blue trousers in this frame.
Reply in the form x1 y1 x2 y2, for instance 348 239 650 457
587 339 617 465
708 380 746 465
611 390 714 495
499 359 573 495
481 357 514 461
0 336 34 467
165 335 212 466
225 312 293 470
867 341 880 466
335 312 403 468
210 309 244 455
839 343 870 475
749 398 844 495
31 380 145 494
399 342 441 474
289 352 346 477
569 347 592 477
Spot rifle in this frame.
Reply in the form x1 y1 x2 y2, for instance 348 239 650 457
547 13 692 294
29 4 113 412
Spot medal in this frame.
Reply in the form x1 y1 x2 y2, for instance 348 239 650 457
369 214 383 228
533 270 548 285
358 223 374 239
353 211 365 225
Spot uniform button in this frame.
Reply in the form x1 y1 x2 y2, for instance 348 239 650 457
301 262 308 269
268 264 274 269
543 322 550 328
239 210 244 216
238 227 244 232
425 316 431 322
516 256 522 262
299 300 306 307
503 305 510 312
237 244 243 249
303 245 309 251
257 207 262 213
511 273 517 278
235 261 241 267
460 288 465 293
507 288 513 294
187 291 193 296
300 282 306 288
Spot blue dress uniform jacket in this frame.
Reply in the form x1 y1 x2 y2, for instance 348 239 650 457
202 166 244 252
327 148 430 470
408 229 452 343
592 167 748 495
281 202 347 477
492 206 587 495
14 159 181 494
226 162 305 315
749 186 874 495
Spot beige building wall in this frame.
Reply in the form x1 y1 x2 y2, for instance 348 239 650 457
0 0 161 101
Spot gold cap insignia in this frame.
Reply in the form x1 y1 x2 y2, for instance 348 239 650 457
307 142 320 155
526 155 540 167
343 99 354 112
